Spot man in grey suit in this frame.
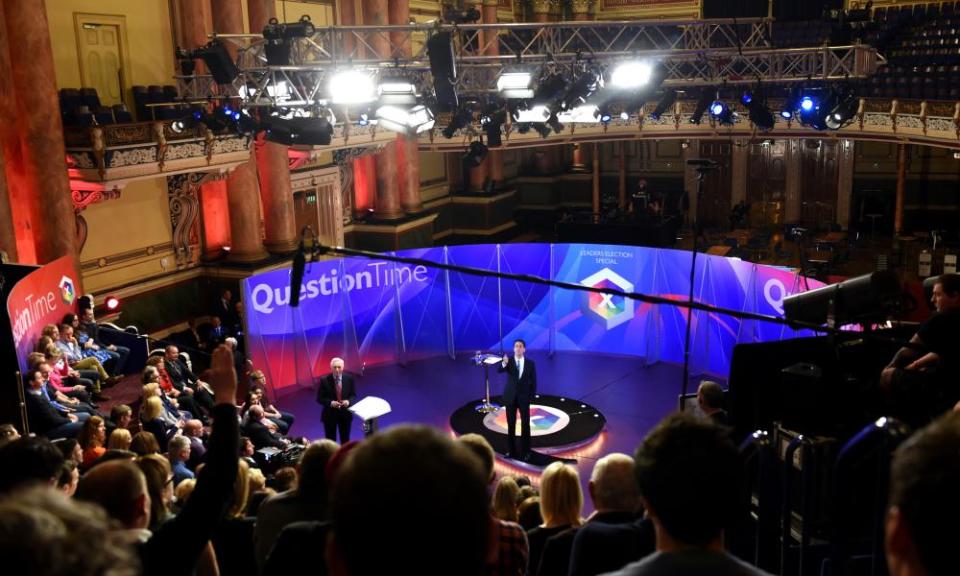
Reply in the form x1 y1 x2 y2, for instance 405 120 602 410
497 338 537 461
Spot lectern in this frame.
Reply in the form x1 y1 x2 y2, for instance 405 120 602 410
349 396 392 437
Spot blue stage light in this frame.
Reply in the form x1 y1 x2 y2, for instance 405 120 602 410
710 101 726 117
800 96 815 112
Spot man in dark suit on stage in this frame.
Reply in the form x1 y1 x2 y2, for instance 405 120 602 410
317 357 356 442
498 339 537 460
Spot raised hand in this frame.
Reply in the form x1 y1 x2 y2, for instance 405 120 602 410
209 345 238 406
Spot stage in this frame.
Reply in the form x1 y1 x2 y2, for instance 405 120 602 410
275 351 721 511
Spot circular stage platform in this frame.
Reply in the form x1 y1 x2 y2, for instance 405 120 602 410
450 394 607 465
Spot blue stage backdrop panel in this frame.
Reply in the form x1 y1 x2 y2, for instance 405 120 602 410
498 243 552 352
243 244 825 397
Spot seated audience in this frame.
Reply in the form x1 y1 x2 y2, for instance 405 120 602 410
458 433 529 576
108 404 133 436
130 430 161 456
140 396 177 452
182 418 206 470
250 371 295 432
167 434 194 487
52 438 83 466
606 412 771 576
63 312 120 375
212 458 257 576
77 415 108 468
565 454 654 576
80 306 131 374
493 476 521 523
38 360 96 415
34 348 95 404
329 426 490 576
697 380 728 425
243 405 289 450
885 411 960 576
0 486 139 575
240 436 259 469
145 356 202 419
528 462 584 576
246 467 272 515
108 428 133 451
75 344 240 576
0 423 19 448
518 496 543 532
143 373 192 424
174 478 197 509
22 369 87 439
57 459 80 497
51 324 113 391
164 345 216 416
254 439 338 567
0 436 65 494
271 466 297 493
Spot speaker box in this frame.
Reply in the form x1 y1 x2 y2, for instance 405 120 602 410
427 32 458 112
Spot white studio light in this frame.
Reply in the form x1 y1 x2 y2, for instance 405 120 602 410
557 104 602 123
375 104 435 135
329 70 377 104
512 105 551 123
239 80 289 101
378 80 418 105
497 72 534 99
610 61 654 90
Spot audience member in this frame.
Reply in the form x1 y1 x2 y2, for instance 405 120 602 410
697 380 728 425
164 345 216 416
167 435 194 487
78 415 108 468
76 344 240 576
271 466 297 493
243 405 289 450
140 396 177 452
108 428 133 451
109 404 133 434
528 462 584 576
329 425 490 576
22 369 87 439
182 418 206 470
566 453 654 576
130 431 161 456
493 476 521 522
885 411 960 576
57 460 80 497
605 412 769 576
458 433 529 576
0 423 19 448
0 436 65 494
250 371 295 432
255 439 338 567
212 458 257 576
137 454 175 530
518 496 543 532
80 307 131 374
53 438 83 466
0 486 139 575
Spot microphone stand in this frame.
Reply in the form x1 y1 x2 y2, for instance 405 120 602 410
680 162 712 409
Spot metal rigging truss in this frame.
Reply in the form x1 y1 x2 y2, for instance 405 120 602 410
175 18 884 106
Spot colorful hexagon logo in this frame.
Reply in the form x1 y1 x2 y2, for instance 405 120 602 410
58 276 76 306
580 268 634 329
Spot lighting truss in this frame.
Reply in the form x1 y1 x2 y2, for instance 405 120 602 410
174 18 884 120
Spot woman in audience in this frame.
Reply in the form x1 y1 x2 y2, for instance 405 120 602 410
34 334 54 353
493 475 521 522
239 390 280 434
45 324 112 385
130 430 161 456
250 371 295 433
517 495 543 532
212 458 257 576
77 415 107 468
246 467 273 516
145 356 203 420
39 347 95 403
107 427 132 450
63 312 115 370
137 453 175 530
57 460 80 496
143 376 190 425
141 396 177 452
527 462 584 576
174 478 197 512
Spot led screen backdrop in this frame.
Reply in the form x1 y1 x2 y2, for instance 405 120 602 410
243 244 823 397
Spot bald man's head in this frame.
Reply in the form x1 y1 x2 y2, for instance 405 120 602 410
590 453 640 513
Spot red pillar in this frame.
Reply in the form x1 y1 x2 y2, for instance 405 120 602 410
3 0 78 265
0 2 23 262
389 0 422 213
483 0 503 189
363 0 403 219
249 1 297 254
211 0 268 262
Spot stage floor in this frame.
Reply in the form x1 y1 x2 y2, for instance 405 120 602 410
275 352 722 513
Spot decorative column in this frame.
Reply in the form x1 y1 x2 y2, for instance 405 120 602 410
894 143 908 235
483 0 503 189
0 142 15 261
177 0 210 75
570 0 592 20
3 0 78 265
211 0 268 262
0 3 20 262
389 0 423 212
731 140 748 206
836 139 854 229
363 0 403 218
248 1 298 254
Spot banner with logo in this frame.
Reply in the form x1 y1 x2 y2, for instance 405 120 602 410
7 256 79 376
243 244 823 395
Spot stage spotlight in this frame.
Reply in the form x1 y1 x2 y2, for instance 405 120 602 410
104 295 120 311
709 99 735 125
781 86 803 119
800 96 815 112
825 89 858 130
594 104 613 124
194 40 238 85
546 112 564 133
533 73 568 109
560 69 602 111
375 104 436 135
649 90 677 120
358 112 370 126
264 116 333 145
741 90 754 105
610 60 654 89
427 32 459 112
620 111 630 120
329 70 377 104
171 109 204 134
464 140 488 166
497 72 534 99
743 87 775 131
516 122 531 134
558 104 602 124
512 104 551 123
689 90 713 124
262 15 315 66
378 79 418 105
442 3 481 23
443 106 474 139
481 106 505 146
